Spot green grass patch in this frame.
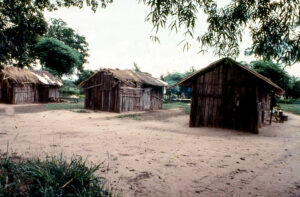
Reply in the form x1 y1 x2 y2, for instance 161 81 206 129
163 102 190 113
280 104 300 115
75 109 90 113
116 113 141 120
46 102 84 110
0 154 113 197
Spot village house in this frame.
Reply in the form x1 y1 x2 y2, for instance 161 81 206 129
176 58 283 133
79 68 167 112
0 66 62 104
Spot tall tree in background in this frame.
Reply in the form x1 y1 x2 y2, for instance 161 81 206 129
0 0 47 68
34 37 80 77
75 69 95 85
0 0 299 68
46 18 89 71
141 0 299 66
249 60 292 96
162 67 195 99
289 77 300 99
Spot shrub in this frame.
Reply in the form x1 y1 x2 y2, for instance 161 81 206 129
116 114 141 120
277 97 300 104
0 154 113 197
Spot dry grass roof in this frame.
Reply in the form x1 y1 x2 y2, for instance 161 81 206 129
0 66 62 86
79 68 167 88
176 58 284 94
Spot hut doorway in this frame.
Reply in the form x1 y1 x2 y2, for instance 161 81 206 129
142 88 151 110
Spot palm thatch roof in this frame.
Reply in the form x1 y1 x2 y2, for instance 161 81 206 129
79 68 167 88
31 70 63 86
0 66 62 86
176 58 284 94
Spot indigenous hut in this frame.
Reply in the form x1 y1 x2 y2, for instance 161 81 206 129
79 69 167 112
0 67 62 104
176 58 283 133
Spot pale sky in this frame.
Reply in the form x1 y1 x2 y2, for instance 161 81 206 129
44 0 300 78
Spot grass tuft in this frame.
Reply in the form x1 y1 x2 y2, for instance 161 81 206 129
163 102 190 113
280 104 300 115
0 154 114 197
75 109 90 113
116 114 141 120
46 102 84 110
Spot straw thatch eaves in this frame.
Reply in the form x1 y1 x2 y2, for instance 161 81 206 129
79 68 167 88
1 67 62 86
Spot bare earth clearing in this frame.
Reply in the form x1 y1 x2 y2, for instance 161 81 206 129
1 104 300 197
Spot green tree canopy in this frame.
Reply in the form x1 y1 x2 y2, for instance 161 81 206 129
1 0 299 67
290 78 300 99
249 60 292 95
75 69 95 85
46 18 89 71
162 68 195 98
34 37 81 77
0 0 47 68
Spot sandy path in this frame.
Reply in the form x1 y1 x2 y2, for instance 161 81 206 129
0 104 300 197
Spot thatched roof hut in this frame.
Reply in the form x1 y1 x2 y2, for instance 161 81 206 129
1 66 62 86
79 68 167 112
0 67 62 104
79 68 167 88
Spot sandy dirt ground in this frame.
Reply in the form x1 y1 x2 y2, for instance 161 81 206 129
0 103 300 197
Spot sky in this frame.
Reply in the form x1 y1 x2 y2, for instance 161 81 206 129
45 0 300 78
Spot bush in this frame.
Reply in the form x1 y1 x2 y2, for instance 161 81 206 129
277 97 300 104
0 154 113 197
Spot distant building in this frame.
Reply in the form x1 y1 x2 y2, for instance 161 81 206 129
79 69 167 112
0 67 62 104
176 58 283 133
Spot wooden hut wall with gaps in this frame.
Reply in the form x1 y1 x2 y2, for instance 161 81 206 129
176 58 283 133
79 69 167 113
0 67 62 104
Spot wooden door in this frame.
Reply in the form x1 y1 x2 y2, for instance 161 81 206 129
142 88 151 110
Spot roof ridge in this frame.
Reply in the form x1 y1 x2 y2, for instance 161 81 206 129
176 58 283 94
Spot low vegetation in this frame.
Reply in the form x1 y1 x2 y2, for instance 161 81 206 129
46 96 85 110
163 102 190 113
46 102 84 110
75 109 90 113
116 114 141 120
280 104 300 115
0 154 113 197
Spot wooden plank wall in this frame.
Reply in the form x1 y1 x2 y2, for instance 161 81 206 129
257 88 271 126
190 64 264 133
13 84 35 104
84 72 120 112
49 87 59 99
150 87 163 110
83 71 164 113
120 87 143 112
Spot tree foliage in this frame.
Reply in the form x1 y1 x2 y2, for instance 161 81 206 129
162 68 195 99
75 69 95 85
34 37 80 77
0 0 47 68
288 77 300 99
46 18 89 71
249 60 292 95
140 0 299 65
0 0 96 68
1 0 298 68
